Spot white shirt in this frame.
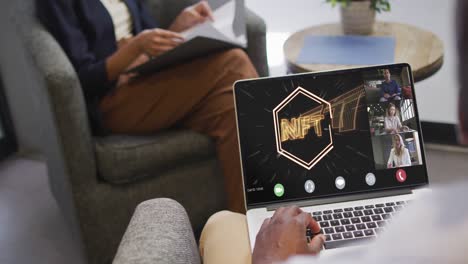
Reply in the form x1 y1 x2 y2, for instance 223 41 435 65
100 0 134 41
388 148 412 167
285 182 468 264
384 116 402 132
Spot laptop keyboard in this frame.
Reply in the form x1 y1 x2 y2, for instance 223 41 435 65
306 200 409 249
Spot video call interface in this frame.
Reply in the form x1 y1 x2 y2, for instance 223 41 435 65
235 65 428 206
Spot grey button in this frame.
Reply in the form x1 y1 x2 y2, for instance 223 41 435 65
365 173 376 186
304 180 315 193
335 176 346 190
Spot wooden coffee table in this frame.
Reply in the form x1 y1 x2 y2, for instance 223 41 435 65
283 22 444 82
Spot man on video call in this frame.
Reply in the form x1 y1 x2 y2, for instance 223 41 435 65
379 69 402 102
199 1 468 263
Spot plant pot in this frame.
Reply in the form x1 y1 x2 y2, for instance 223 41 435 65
340 0 376 35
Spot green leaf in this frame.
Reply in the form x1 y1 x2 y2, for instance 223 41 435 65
325 0 352 8
384 2 391 11
369 0 391 12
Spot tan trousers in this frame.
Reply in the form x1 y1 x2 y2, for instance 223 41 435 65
200 211 251 264
100 49 258 213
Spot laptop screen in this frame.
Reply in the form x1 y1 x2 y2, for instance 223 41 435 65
234 64 429 208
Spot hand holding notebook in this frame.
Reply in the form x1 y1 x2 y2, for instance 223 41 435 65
128 0 246 75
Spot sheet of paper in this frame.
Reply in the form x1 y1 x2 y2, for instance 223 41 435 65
180 0 245 45
211 0 236 40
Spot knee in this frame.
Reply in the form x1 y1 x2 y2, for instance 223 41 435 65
202 211 247 234
201 211 242 240
199 210 249 261
207 210 241 224
210 48 258 79
220 107 237 130
211 107 237 141
224 48 250 62
221 48 253 69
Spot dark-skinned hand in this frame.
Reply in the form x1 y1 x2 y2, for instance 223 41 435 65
252 206 325 264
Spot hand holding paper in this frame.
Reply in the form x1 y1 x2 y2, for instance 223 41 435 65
127 0 246 75
180 0 246 45
169 1 214 33
135 29 184 57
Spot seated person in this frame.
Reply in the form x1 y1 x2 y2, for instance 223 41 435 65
387 134 412 168
38 0 259 213
384 103 409 134
199 2 468 261
379 69 401 102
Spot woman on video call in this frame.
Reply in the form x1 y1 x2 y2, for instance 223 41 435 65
384 103 403 134
37 0 258 213
387 134 411 168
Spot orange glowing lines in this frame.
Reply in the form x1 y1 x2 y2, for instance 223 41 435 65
302 86 365 133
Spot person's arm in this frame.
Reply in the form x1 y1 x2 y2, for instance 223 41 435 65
106 30 183 81
168 1 214 32
252 206 325 264
384 117 392 133
387 149 395 168
38 0 113 94
112 39 149 87
113 0 217 81
396 116 402 130
38 0 184 90
110 0 216 81
380 84 390 99
105 38 141 82
384 117 397 133
403 148 412 166
393 80 402 96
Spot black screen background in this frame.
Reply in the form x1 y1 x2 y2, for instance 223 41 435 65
235 65 429 207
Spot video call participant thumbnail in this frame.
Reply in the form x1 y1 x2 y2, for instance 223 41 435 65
384 102 409 134
387 134 412 168
380 69 402 102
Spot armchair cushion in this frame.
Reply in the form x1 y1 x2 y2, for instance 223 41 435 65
95 131 216 184
113 198 201 264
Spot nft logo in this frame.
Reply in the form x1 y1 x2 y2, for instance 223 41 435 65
273 87 334 170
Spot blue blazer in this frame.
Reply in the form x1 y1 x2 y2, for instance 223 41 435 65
38 0 158 99
37 0 158 133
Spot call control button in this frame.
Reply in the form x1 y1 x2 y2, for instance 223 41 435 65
274 183 285 197
335 176 346 190
365 173 376 186
304 180 315 193
396 169 407 183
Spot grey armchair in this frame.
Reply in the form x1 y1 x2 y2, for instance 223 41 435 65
12 0 268 263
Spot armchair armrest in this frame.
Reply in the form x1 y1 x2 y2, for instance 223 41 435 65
113 198 201 264
245 8 269 77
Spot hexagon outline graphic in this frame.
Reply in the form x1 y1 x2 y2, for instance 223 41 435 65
273 87 334 170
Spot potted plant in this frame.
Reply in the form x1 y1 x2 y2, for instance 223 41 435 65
326 0 391 35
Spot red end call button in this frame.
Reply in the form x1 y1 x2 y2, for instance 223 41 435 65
396 169 407 183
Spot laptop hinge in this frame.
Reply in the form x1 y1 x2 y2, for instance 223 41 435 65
266 189 412 211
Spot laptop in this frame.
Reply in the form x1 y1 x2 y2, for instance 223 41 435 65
233 63 430 255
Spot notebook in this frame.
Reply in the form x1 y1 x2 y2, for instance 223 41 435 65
296 35 395 65
128 0 246 75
